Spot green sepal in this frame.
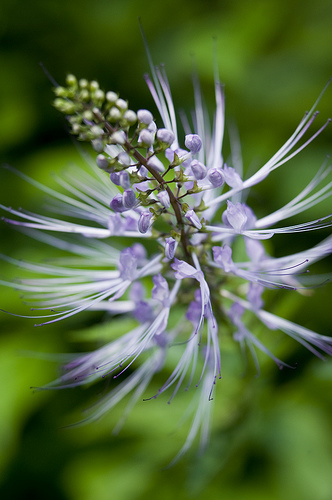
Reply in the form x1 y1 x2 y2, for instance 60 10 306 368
181 202 190 213
170 230 181 241
174 169 188 183
186 181 203 195
194 199 208 212
137 191 157 207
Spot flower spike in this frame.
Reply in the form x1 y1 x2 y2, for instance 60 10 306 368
1 48 331 465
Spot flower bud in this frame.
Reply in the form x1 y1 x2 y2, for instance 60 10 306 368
79 89 90 102
147 155 164 173
54 86 68 98
156 128 175 147
108 107 121 122
66 74 77 87
94 89 105 102
157 190 170 208
119 170 131 189
190 160 207 180
90 125 104 138
123 110 137 126
83 110 94 121
123 189 136 209
90 80 99 91
185 134 202 153
185 209 202 229
110 172 121 186
111 130 126 145
71 123 81 134
138 211 153 233
110 193 125 212
138 129 154 147
165 237 177 260
139 165 148 178
96 154 109 170
117 151 131 167
116 98 128 111
91 139 104 153
106 91 118 103
53 98 75 114
79 78 89 89
137 109 153 125
207 168 225 187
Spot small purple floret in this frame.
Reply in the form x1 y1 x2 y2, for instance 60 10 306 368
185 134 202 154
165 237 177 260
208 168 225 187
123 189 136 209
138 211 152 233
157 190 170 208
110 193 125 213
191 160 207 180
185 209 202 229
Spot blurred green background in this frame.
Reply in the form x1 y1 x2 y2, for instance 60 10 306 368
1 0 332 499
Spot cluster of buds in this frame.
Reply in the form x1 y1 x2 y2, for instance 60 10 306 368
53 74 220 261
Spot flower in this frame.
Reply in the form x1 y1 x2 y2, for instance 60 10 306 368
1 63 332 463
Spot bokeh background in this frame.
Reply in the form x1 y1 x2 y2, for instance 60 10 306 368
1 0 332 499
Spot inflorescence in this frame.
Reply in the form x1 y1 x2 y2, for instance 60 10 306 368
1 62 332 462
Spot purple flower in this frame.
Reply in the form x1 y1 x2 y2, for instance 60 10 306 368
1 50 332 465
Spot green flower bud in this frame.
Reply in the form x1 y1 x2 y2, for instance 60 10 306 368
54 86 68 98
72 123 81 134
108 107 121 122
90 125 104 138
94 89 105 101
106 91 118 103
66 74 77 87
79 89 90 102
116 98 128 111
69 116 82 125
83 110 94 121
53 98 75 114
79 78 89 89
123 110 137 126
90 80 99 91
